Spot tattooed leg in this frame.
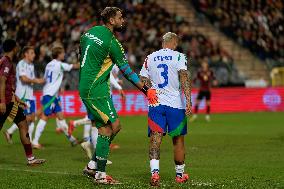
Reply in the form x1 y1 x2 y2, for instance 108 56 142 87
149 131 163 159
149 131 163 175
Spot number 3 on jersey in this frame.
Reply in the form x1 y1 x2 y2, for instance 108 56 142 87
157 64 168 88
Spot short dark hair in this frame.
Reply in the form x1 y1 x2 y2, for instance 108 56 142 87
2 39 17 52
51 46 64 59
22 46 34 56
100 7 122 24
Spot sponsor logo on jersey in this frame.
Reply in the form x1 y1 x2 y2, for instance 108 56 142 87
85 33 103 46
4 67 9 73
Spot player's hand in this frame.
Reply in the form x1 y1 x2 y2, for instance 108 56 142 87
119 89 126 100
14 94 27 109
185 102 192 116
0 103 6 114
147 89 159 106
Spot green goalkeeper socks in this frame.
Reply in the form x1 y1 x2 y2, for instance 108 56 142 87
95 135 111 172
110 133 117 143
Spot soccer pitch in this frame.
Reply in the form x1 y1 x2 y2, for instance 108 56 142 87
0 112 284 188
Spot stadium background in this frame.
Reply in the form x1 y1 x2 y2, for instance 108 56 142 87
1 0 284 115
0 0 284 188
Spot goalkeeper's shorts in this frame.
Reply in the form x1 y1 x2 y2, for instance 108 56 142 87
82 97 118 128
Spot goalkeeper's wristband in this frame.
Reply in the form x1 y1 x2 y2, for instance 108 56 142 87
141 84 149 95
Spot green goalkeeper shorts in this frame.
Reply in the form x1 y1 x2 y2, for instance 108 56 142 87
82 97 118 128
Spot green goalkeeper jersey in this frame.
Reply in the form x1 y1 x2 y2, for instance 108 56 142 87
79 26 139 99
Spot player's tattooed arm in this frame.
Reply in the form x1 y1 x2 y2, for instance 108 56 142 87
179 69 192 115
149 132 163 159
140 76 152 88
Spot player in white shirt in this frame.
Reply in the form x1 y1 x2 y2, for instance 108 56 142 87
32 46 80 149
140 32 191 186
4 46 45 143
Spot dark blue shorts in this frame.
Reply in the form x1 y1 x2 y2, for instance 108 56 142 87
24 99 35 115
42 95 62 116
148 105 187 137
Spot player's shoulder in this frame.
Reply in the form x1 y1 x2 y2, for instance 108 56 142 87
147 50 160 59
84 26 112 39
0 56 11 67
174 51 187 61
17 59 25 66
46 59 59 67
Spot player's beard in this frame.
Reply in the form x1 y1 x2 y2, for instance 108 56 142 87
113 24 126 32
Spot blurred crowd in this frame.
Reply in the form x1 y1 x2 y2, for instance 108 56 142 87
1 0 241 89
192 0 284 65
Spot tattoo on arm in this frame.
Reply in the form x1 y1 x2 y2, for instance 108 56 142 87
149 132 163 160
140 76 152 88
178 70 191 104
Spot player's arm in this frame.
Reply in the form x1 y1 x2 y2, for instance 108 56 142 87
71 63 80 69
140 57 152 88
0 65 8 114
110 72 125 100
109 38 158 104
140 76 152 88
178 54 191 116
179 70 191 115
0 76 7 113
110 72 122 90
61 62 80 71
20 75 45 85
18 63 44 84
109 38 148 92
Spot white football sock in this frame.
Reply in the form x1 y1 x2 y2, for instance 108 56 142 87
91 126 98 150
150 159 159 174
83 124 91 141
57 119 77 142
87 160 97 170
28 122 35 140
7 123 18 134
33 119 47 145
74 116 91 127
55 118 60 129
95 171 106 179
175 164 185 176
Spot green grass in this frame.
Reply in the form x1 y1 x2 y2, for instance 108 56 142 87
0 112 284 188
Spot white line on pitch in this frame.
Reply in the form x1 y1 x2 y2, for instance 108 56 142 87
0 167 81 176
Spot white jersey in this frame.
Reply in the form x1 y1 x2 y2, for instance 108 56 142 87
15 59 35 100
43 59 73 96
140 48 187 109
110 72 122 90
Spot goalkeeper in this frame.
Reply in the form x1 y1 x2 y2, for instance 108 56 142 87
79 7 157 185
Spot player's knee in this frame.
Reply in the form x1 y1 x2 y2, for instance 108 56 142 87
30 114 36 122
111 119 121 134
41 114 48 121
98 126 112 136
172 136 184 146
